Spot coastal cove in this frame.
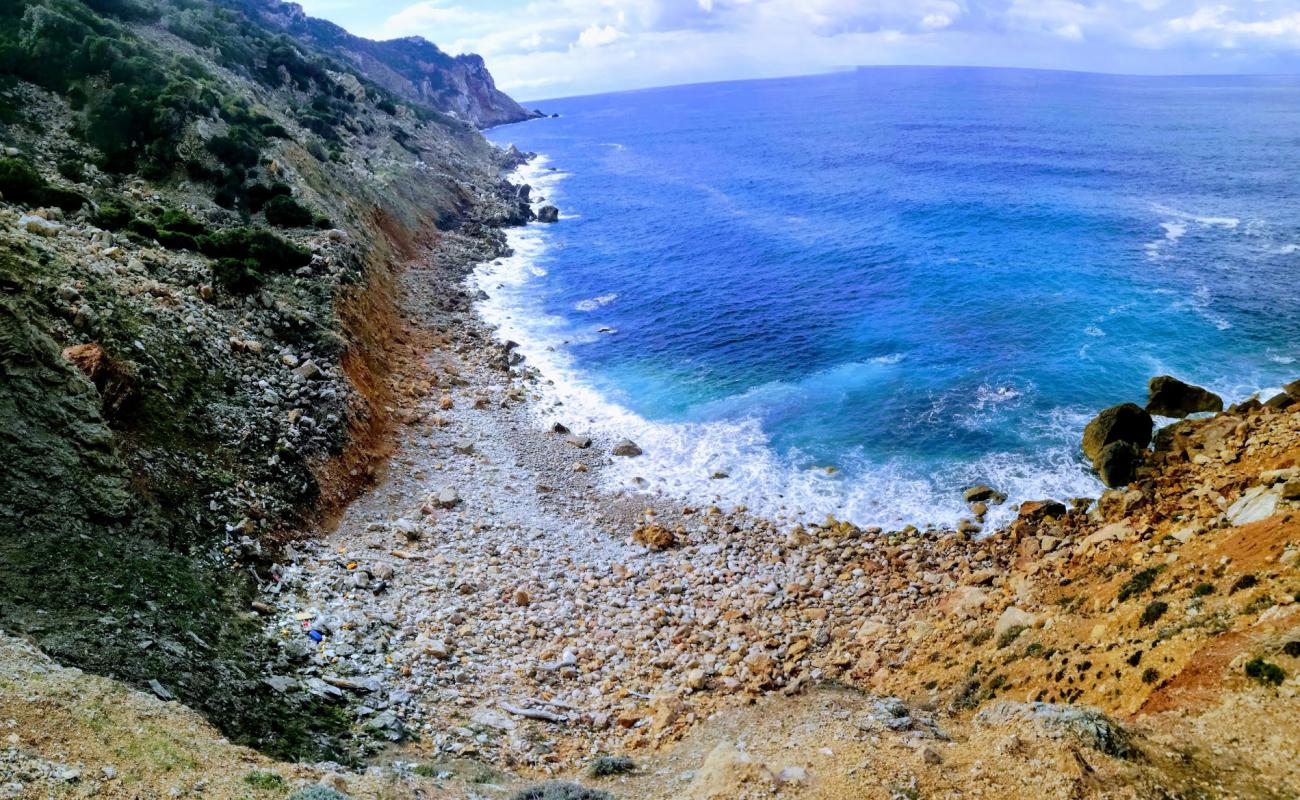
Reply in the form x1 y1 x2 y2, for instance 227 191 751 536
482 67 1300 530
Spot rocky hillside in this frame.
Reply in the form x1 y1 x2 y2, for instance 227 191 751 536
243 0 545 129
0 0 532 763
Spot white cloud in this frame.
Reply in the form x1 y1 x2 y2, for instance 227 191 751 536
576 23 627 47
360 0 1300 99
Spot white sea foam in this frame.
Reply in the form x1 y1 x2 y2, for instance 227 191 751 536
1151 204 1241 229
575 293 618 312
1144 205 1241 260
469 154 1106 531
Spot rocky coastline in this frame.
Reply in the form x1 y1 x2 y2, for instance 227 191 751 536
201 154 1300 797
0 1 1297 790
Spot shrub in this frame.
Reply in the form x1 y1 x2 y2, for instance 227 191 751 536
127 217 159 240
158 208 206 235
1244 658 1285 686
56 157 86 182
200 227 309 268
156 229 197 250
212 257 264 293
1192 582 1215 597
245 182 292 211
1117 566 1163 602
509 783 613 800
1141 667 1159 684
243 770 285 790
1229 574 1257 594
263 194 313 227
588 755 634 777
1283 640 1300 658
95 200 134 229
997 625 1027 648
1139 601 1168 627
287 788 350 800
201 227 309 293
376 98 397 115
0 157 44 204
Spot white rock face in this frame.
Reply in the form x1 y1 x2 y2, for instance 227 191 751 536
19 215 62 237
1225 485 1281 527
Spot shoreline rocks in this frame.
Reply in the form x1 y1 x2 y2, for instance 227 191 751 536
1146 375 1223 418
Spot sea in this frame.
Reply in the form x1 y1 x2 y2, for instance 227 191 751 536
479 67 1300 530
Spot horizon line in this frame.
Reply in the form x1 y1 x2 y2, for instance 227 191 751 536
509 63 1300 106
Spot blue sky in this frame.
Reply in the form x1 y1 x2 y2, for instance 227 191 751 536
295 1 1300 100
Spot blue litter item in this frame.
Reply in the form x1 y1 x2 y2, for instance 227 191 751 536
307 629 323 642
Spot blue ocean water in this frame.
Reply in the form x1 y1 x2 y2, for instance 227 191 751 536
481 67 1300 529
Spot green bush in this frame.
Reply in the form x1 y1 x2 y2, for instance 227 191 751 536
212 256 264 293
1192 582 1215 597
1117 566 1163 602
1139 601 1168 627
243 770 285 790
200 227 309 267
158 208 206 236
200 227 310 293
510 783 612 800
156 229 197 250
587 755 634 777
56 157 86 182
94 200 133 229
245 182 291 211
127 217 159 240
1245 658 1285 686
1229 574 1257 594
287 788 350 800
0 157 45 204
263 194 313 227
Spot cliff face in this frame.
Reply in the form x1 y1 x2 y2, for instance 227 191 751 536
240 0 543 128
0 0 529 763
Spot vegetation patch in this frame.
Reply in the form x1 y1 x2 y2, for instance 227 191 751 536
1117 566 1163 602
1244 658 1285 686
244 770 286 790
1229 574 1257 594
264 194 314 228
0 156 86 209
1139 601 1168 627
588 755 635 777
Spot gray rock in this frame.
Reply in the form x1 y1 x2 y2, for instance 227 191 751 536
565 434 592 449
1095 441 1142 488
1146 375 1223 418
435 487 460 508
1264 392 1294 410
963 485 1005 504
537 205 560 223
147 679 174 701
611 439 642 457
1082 403 1152 464
975 701 1137 759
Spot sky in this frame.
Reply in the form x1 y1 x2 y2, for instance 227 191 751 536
293 0 1300 100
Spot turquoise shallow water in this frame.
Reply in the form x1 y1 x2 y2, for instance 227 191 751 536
481 67 1300 528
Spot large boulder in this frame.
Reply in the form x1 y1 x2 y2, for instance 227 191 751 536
1095 441 1141 488
537 205 559 223
1082 403 1152 464
1146 375 1223 418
